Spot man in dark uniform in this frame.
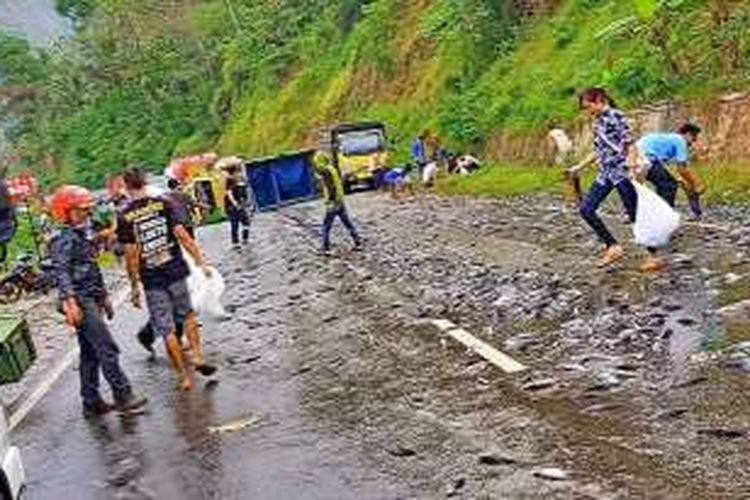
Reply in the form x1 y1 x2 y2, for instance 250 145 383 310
49 185 147 418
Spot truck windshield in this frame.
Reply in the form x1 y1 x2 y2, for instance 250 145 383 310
338 130 384 156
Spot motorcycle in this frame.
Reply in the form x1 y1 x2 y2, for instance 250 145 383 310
0 254 55 304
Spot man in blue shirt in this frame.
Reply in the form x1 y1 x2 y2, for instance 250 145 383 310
411 132 427 169
634 123 704 219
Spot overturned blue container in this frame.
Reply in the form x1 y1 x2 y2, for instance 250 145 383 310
245 150 319 212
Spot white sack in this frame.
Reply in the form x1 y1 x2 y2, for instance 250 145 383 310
633 181 681 248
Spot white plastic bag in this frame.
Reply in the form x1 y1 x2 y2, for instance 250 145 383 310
422 162 438 185
183 252 227 319
632 181 681 248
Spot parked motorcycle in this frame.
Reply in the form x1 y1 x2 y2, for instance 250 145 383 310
0 254 55 304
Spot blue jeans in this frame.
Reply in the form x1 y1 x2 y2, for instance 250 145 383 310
321 203 360 251
580 178 637 247
76 299 132 407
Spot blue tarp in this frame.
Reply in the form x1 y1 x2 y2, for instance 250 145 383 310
245 151 318 211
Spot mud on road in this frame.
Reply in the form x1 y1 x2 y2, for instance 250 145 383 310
15 190 750 499
276 191 750 498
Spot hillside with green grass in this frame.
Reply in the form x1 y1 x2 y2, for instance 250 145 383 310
2 1 750 185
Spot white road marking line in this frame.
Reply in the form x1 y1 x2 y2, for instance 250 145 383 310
444 327 527 374
9 288 131 431
432 319 457 332
9 346 78 431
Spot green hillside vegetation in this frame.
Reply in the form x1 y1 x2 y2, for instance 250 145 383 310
1 0 750 186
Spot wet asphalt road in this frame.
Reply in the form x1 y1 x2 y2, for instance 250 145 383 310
14 216 409 500
12 192 750 499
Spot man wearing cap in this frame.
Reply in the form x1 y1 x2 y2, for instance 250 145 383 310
48 185 148 418
313 151 362 254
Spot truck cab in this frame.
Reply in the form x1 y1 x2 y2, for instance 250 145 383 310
326 122 388 191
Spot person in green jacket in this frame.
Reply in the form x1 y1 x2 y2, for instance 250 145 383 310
313 151 361 254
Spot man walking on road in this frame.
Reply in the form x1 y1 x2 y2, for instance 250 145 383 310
135 177 194 356
49 185 148 418
118 168 217 391
222 163 252 249
313 151 361 255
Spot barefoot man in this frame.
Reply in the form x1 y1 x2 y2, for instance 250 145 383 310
118 167 217 391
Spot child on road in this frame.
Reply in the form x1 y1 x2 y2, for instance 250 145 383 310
568 87 638 268
49 185 148 418
313 151 361 254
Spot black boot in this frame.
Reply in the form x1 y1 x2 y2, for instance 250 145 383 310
114 393 148 414
83 400 113 419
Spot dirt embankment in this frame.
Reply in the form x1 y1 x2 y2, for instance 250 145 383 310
488 90 750 163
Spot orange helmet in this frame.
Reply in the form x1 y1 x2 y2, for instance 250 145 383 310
48 185 96 222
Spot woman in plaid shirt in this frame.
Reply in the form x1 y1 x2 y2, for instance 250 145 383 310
568 87 641 269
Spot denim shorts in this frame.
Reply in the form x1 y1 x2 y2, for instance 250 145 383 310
144 278 193 338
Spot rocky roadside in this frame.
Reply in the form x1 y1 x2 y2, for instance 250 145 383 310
278 190 750 497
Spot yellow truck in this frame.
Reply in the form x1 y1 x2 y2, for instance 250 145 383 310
166 153 227 222
324 122 388 192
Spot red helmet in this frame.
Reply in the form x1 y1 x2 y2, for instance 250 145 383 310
48 185 96 222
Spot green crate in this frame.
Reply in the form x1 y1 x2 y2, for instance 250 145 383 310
0 315 36 384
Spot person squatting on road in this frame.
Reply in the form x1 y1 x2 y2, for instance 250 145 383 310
48 185 148 418
222 161 251 249
632 123 705 220
313 151 362 255
568 87 640 269
118 168 217 392
382 166 415 198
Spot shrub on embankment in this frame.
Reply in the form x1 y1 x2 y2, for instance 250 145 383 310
2 1 750 187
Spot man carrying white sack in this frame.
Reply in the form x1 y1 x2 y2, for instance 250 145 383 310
118 167 218 392
631 123 704 272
